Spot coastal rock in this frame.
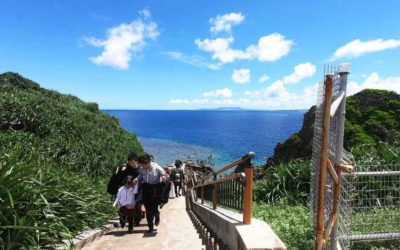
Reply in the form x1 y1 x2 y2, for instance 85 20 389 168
267 89 400 166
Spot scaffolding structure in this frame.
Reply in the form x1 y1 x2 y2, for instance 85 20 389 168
311 64 400 249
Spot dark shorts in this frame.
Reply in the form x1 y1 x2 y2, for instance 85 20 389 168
119 206 136 217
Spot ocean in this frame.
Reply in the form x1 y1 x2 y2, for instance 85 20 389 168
103 110 305 168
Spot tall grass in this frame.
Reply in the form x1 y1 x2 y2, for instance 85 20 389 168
0 136 116 249
253 160 311 205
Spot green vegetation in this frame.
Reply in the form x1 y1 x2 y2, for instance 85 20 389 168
0 72 143 249
255 89 400 249
253 160 310 205
267 89 400 165
253 201 313 250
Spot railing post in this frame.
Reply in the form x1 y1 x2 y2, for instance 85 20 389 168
330 64 350 250
212 183 217 209
315 74 334 250
243 163 253 225
201 182 205 205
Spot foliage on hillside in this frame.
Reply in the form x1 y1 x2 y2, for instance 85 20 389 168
254 144 400 249
0 72 143 176
0 72 144 249
267 89 400 165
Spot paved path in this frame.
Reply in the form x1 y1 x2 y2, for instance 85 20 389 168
83 197 205 250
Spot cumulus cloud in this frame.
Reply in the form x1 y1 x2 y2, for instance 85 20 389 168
203 87 233 98
232 68 250 84
247 33 293 62
210 12 245 34
205 84 317 109
195 33 293 64
347 72 400 96
85 10 159 70
169 83 319 109
330 38 400 61
259 74 270 83
282 62 316 84
195 37 252 63
163 51 220 70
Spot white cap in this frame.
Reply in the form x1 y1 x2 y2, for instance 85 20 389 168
338 63 351 74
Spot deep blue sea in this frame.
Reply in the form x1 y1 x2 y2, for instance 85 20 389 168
103 110 305 168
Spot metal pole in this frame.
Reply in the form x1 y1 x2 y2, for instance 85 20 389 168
315 75 334 250
330 64 350 249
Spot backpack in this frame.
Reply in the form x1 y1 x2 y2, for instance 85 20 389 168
173 170 182 183
106 165 124 195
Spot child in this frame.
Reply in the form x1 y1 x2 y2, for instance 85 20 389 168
113 175 138 233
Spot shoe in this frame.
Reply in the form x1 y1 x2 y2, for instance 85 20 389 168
128 227 133 233
154 215 160 226
120 218 126 228
146 228 154 233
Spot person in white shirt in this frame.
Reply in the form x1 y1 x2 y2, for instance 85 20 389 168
113 175 138 233
134 153 166 233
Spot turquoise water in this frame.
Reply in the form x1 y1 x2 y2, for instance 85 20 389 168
104 110 305 167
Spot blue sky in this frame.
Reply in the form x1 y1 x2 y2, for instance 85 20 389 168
1 0 400 109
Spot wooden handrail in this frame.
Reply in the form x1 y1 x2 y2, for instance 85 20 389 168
213 152 255 176
195 152 255 182
190 151 255 225
194 173 242 188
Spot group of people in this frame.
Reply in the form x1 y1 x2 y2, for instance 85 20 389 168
107 152 185 234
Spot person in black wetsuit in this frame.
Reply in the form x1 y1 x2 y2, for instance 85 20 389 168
134 153 166 233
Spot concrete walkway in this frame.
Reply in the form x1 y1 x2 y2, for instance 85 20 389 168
83 197 205 250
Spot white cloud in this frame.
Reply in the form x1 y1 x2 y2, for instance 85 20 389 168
244 90 261 97
248 33 293 62
195 37 252 63
203 87 233 98
169 98 209 105
209 12 245 34
331 39 400 61
259 74 270 83
169 83 319 110
347 72 400 96
163 51 220 70
195 33 293 64
232 68 250 84
282 62 316 84
139 8 151 19
85 10 159 70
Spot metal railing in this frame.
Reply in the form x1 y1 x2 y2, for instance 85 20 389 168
345 164 400 242
191 152 255 224
311 64 355 250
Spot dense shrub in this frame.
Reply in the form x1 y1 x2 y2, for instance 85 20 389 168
253 160 310 205
0 72 144 249
0 72 143 176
